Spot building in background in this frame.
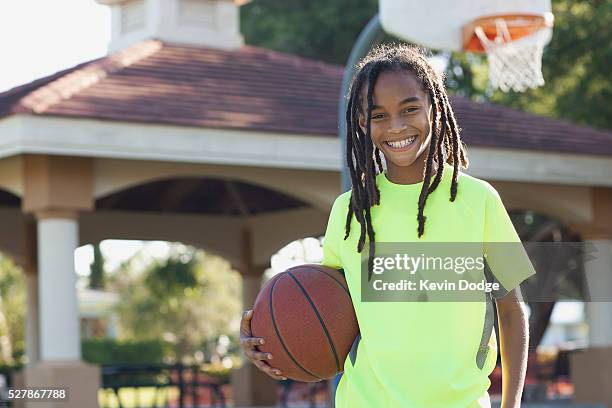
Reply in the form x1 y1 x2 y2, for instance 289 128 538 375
78 288 119 339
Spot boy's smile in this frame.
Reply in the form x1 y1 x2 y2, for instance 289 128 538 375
360 69 434 184
383 134 418 151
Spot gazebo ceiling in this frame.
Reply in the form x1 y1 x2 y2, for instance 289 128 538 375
0 190 20 207
96 177 308 216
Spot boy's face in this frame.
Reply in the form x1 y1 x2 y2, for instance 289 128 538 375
359 70 433 170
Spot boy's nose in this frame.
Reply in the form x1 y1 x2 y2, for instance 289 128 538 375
388 124 408 135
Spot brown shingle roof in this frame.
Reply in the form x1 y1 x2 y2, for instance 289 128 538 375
452 96 612 156
1 39 610 156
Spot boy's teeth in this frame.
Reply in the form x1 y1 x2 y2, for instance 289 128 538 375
386 136 416 148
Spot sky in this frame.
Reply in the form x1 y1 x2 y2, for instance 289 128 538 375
0 0 111 93
74 240 168 278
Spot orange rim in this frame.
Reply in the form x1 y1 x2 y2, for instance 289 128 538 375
462 13 554 53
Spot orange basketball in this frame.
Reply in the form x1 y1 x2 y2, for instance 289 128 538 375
250 264 359 382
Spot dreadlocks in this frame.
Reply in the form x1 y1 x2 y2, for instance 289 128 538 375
344 44 469 281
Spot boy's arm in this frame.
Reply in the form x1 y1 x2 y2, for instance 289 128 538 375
496 288 529 408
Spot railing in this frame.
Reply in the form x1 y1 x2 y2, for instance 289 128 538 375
101 366 329 408
0 363 327 408
0 367 14 408
100 364 227 408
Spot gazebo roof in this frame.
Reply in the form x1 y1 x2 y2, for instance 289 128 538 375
1 39 610 156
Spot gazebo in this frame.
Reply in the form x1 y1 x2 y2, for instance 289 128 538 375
0 0 611 406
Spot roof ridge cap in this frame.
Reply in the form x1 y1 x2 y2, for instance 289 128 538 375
20 39 163 114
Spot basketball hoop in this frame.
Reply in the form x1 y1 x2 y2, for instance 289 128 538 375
465 13 554 92
378 1 555 92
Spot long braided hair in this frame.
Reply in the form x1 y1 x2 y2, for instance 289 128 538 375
344 44 469 281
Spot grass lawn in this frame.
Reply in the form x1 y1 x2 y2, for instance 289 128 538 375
98 386 180 408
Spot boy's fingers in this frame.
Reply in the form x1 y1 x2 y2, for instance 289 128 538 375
240 337 264 348
252 360 285 380
240 309 286 380
245 349 273 361
240 310 253 335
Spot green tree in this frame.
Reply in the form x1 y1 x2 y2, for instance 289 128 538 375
89 243 106 290
241 0 379 65
114 245 242 363
444 51 489 101
0 255 25 366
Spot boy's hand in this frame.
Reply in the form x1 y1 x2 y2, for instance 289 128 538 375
240 309 287 380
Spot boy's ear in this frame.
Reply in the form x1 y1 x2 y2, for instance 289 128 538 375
358 114 367 133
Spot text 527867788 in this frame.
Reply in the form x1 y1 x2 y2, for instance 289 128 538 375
6 388 69 401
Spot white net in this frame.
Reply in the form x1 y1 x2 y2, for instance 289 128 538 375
475 19 552 92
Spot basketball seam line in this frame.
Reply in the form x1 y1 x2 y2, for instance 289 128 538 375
287 271 341 374
269 275 322 381
315 267 351 297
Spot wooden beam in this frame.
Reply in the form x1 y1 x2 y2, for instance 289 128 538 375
225 180 249 217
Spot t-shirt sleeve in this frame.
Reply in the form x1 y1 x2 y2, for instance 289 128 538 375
483 185 536 299
321 193 348 270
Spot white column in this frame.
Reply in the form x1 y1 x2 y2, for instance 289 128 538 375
584 240 612 347
37 215 81 361
24 272 40 365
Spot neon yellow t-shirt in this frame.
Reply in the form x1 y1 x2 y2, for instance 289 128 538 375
322 163 535 408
